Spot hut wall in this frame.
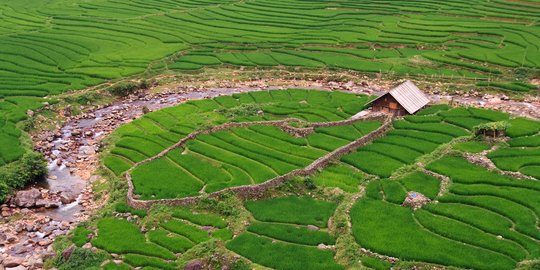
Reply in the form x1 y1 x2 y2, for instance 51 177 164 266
371 94 409 116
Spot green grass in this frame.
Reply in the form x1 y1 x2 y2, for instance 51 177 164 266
245 196 337 228
123 254 177 270
147 229 193 253
91 218 175 260
453 141 490 153
350 199 516 270
247 221 336 245
226 233 343 270
350 151 540 269
342 151 404 178
311 164 364 192
1 0 539 170
398 172 440 199
71 226 92 247
161 219 211 244
506 118 540 138
171 208 226 228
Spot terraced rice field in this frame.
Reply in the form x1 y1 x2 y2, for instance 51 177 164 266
104 89 376 198
351 156 540 270
488 118 540 179
341 105 509 177
1 0 540 167
67 92 540 269
87 208 231 270
227 196 342 270
131 120 380 199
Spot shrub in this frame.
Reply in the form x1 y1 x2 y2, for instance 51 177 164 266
215 103 262 119
66 92 101 105
107 82 139 97
56 248 107 270
473 121 510 137
0 152 47 201
18 152 48 186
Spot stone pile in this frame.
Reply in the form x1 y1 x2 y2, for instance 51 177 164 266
401 191 431 210
359 247 399 264
0 214 73 269
8 188 76 210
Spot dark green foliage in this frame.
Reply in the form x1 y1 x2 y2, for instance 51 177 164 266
55 248 107 270
0 152 47 202
107 82 140 97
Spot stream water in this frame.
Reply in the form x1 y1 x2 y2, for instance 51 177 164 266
33 87 276 221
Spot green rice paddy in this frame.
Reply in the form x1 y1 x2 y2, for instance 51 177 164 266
1 0 540 169
63 94 540 269
105 89 378 199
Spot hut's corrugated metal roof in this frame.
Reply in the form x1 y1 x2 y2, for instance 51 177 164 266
369 80 429 114
388 80 430 114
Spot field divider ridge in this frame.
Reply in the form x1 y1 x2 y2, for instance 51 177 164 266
126 112 392 209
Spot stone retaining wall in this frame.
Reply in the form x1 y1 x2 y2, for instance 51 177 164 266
126 113 391 209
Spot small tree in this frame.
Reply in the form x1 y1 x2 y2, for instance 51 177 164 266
473 121 510 138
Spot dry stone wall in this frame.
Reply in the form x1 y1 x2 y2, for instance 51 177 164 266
127 113 391 209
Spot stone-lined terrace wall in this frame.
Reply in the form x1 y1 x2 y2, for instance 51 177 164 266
126 113 391 209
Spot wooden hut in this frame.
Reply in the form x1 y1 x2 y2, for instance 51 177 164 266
368 80 429 116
